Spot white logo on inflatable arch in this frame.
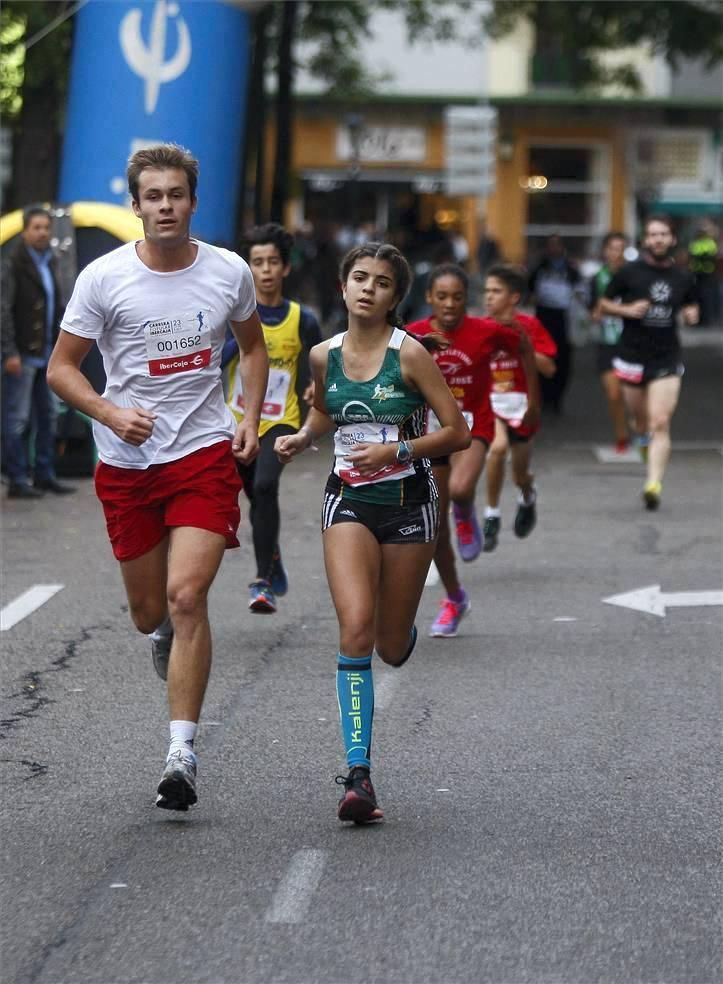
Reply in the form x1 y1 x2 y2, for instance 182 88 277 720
120 1 192 115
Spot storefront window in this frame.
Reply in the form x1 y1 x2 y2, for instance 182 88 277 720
524 142 610 262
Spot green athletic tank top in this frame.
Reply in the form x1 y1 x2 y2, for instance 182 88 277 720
324 327 434 505
595 266 624 346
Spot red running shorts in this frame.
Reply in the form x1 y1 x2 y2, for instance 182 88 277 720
95 440 243 562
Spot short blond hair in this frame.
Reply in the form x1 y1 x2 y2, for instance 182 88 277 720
127 143 199 201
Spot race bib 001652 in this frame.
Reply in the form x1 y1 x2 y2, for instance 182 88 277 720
144 311 212 377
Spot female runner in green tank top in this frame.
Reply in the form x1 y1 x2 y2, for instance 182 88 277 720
275 243 470 823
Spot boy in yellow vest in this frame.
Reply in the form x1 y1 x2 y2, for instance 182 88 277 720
225 224 321 611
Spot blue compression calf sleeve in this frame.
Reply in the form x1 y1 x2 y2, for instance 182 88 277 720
336 653 374 769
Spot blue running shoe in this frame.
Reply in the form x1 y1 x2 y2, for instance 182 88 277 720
248 579 277 614
269 548 288 597
632 432 650 463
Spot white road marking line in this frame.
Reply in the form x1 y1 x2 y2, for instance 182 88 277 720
1 584 64 631
574 440 723 460
593 445 644 464
553 616 578 622
424 561 440 587
266 849 326 925
374 672 401 711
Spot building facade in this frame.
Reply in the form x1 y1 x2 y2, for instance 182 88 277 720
279 9 722 264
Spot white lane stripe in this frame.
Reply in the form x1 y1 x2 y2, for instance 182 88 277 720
374 671 401 711
425 560 440 587
1 584 64 631
561 440 723 455
265 849 326 924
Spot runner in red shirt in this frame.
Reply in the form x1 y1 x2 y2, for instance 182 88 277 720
482 264 557 552
408 263 540 638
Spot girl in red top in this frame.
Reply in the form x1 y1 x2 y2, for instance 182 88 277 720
408 263 540 638
483 264 557 551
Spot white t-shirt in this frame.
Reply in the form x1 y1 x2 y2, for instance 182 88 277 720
60 240 256 469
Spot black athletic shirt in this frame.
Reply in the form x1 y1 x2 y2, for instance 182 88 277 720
605 259 697 359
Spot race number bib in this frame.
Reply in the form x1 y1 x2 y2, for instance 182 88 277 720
491 391 528 425
612 357 644 384
333 421 415 487
233 367 291 421
144 312 212 377
427 408 473 433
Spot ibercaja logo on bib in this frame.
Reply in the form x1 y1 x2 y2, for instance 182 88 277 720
144 310 213 377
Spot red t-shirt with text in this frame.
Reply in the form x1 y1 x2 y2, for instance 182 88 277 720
408 315 522 443
486 312 556 436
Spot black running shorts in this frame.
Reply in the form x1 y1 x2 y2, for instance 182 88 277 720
321 490 439 544
613 351 684 386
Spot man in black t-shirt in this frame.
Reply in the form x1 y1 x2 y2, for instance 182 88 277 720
601 216 698 510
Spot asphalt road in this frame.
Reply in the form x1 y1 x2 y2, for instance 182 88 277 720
2 340 721 984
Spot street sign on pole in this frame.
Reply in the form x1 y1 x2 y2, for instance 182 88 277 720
444 105 498 197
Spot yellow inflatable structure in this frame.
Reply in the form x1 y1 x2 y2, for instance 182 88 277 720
0 201 143 246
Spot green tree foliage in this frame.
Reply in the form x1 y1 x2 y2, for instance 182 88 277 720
260 0 476 223
1 1 75 121
484 0 723 91
0 8 25 119
2 1 77 207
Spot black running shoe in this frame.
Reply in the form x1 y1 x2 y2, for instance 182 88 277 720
514 500 537 539
393 624 417 668
335 766 382 824
150 629 173 681
482 516 500 552
156 751 197 811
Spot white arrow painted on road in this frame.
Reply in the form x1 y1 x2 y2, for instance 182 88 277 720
603 584 723 618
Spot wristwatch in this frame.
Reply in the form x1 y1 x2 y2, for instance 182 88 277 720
396 439 413 464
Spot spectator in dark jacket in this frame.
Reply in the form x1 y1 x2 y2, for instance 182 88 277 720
1 207 74 497
528 234 581 413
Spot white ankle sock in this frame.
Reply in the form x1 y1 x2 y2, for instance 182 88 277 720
484 506 501 519
168 720 197 761
518 485 537 505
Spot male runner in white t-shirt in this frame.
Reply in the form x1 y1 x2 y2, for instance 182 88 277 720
47 144 268 811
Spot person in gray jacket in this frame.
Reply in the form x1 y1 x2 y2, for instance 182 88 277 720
1 207 74 497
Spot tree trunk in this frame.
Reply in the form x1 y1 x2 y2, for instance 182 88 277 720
270 0 298 224
10 1 74 207
235 4 273 237
252 4 273 226
11 94 60 208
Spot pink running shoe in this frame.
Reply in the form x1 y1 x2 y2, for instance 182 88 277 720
429 593 471 638
453 505 483 561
